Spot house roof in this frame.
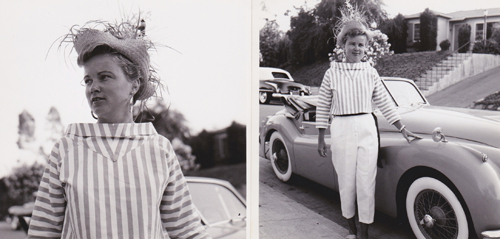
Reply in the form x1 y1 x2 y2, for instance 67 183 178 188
404 8 500 21
447 8 500 21
405 10 451 19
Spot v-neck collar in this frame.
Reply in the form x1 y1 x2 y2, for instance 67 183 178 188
66 123 157 161
331 61 370 80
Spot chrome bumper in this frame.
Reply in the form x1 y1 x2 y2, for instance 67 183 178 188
482 230 500 239
272 92 308 98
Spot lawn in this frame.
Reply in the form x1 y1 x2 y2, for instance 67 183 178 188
288 51 452 87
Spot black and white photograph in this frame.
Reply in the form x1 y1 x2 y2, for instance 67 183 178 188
0 0 249 238
259 0 500 239
2 0 500 238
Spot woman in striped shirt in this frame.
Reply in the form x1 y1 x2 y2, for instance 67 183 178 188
27 18 210 239
316 21 420 239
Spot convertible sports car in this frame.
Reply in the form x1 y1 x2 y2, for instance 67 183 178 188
259 67 311 104
259 77 500 239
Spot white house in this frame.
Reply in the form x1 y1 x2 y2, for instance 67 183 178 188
405 8 500 51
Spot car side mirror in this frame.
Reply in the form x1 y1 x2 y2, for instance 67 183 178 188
432 127 448 143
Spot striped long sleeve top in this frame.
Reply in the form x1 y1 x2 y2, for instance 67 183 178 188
28 123 210 239
316 61 400 129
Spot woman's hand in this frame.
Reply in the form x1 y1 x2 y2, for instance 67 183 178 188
402 128 422 143
393 121 422 144
318 128 328 157
318 138 328 157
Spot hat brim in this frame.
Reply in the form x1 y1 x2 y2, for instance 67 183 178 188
336 21 374 48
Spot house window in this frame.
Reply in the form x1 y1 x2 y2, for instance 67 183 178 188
414 23 420 41
476 23 484 40
477 22 500 40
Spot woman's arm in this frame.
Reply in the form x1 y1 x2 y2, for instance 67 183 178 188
318 128 328 157
28 141 66 238
372 72 421 143
317 69 333 156
160 141 211 239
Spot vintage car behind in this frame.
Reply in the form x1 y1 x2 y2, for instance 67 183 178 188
259 77 500 239
186 176 246 239
259 67 311 104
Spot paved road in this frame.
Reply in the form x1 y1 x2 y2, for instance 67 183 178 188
426 66 500 107
0 221 25 239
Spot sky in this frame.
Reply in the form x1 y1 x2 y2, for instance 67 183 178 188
0 0 251 177
260 0 500 32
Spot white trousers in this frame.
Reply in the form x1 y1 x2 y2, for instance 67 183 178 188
330 114 378 224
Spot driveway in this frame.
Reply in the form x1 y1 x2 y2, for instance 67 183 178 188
426 66 500 108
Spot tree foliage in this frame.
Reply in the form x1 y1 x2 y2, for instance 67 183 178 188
261 0 388 68
3 163 45 204
419 8 437 51
458 24 471 53
134 100 199 171
260 19 283 67
380 13 407 53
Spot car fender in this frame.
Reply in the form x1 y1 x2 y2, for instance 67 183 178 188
375 134 500 237
261 114 300 173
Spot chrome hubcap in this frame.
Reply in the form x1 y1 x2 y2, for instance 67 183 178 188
415 189 458 238
272 140 288 174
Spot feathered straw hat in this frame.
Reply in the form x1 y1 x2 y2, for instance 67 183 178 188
335 20 374 48
65 18 159 102
334 0 374 48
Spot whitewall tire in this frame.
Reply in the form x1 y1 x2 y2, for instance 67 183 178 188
269 132 292 182
406 177 468 239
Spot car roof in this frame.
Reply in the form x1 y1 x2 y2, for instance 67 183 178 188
259 67 294 81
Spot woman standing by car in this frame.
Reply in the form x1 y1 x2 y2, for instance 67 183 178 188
27 17 210 239
316 19 420 239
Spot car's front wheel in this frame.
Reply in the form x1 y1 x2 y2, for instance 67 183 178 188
406 177 469 239
269 132 292 182
259 91 271 104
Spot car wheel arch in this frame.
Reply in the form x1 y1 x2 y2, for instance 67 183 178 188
264 129 277 145
395 166 476 238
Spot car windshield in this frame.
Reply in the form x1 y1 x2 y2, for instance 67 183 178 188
188 182 246 225
383 79 427 106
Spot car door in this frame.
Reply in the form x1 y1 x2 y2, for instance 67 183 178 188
292 111 339 191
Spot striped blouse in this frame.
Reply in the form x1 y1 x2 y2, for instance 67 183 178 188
28 123 210 239
316 61 400 129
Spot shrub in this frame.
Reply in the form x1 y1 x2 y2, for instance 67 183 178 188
392 14 408 53
4 163 45 204
439 39 451 51
420 9 438 51
458 24 471 53
472 39 500 55
491 27 500 44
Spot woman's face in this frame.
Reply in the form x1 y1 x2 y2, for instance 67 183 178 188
344 35 367 63
83 53 138 123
